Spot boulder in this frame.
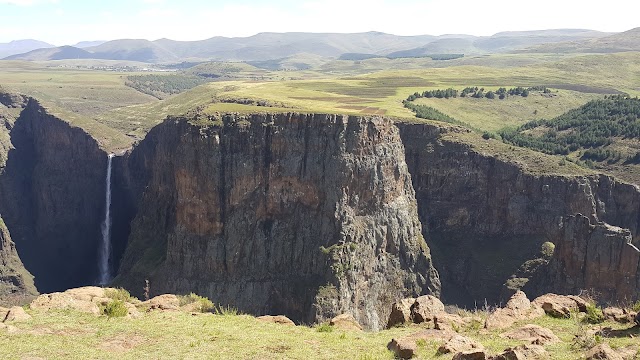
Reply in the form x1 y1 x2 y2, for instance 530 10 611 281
257 315 295 326
437 335 484 354
452 349 487 360
141 294 180 311
635 311 640 325
3 306 31 322
64 287 106 302
30 292 100 315
585 344 623 360
0 307 9 320
501 324 559 345
387 298 415 328
330 314 362 331
411 295 445 323
532 293 585 318
493 344 548 359
434 313 467 332
387 338 417 359
603 307 635 323
485 291 544 329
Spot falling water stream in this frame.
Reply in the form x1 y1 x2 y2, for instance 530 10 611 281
98 154 114 285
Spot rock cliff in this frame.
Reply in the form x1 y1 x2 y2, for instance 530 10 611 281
396 122 640 305
0 98 109 292
114 114 440 330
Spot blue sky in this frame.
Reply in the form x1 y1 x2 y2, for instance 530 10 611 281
0 0 637 45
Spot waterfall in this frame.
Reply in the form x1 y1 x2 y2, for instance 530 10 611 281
98 154 114 285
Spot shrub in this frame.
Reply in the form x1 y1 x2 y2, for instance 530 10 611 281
105 288 136 302
630 300 640 312
178 293 214 313
315 323 334 333
103 300 128 318
583 303 605 324
214 304 239 316
541 242 556 258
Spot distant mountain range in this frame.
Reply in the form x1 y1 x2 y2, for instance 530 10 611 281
3 28 636 64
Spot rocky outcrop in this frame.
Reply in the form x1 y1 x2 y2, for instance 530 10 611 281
396 122 640 305
0 216 37 298
0 99 109 292
114 114 440 330
539 215 640 302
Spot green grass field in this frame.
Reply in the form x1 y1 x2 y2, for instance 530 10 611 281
1 304 637 359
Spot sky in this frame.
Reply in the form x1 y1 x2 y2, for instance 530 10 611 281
0 0 637 45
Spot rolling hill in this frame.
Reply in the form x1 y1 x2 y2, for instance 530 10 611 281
0 29 622 63
521 27 640 53
0 39 55 58
3 46 93 61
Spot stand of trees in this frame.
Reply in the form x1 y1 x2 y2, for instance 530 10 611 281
406 86 550 102
500 96 640 161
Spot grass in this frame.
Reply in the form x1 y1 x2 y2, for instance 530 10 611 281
1 304 637 359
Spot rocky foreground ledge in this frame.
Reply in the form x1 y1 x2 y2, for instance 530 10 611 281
1 287 638 359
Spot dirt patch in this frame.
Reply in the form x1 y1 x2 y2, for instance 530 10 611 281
99 335 146 352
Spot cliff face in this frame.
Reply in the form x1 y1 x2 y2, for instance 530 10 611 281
396 122 640 305
540 214 640 301
115 114 440 330
0 216 37 298
0 99 108 292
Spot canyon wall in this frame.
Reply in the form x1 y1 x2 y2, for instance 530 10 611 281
396 122 640 306
115 114 440 329
0 99 109 292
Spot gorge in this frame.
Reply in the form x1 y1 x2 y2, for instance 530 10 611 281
0 93 639 330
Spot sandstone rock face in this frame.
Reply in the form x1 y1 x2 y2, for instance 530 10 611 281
396 123 640 306
116 114 440 330
0 99 108 292
329 313 362 331
493 344 548 360
437 335 484 354
501 324 560 345
3 306 31 322
586 344 624 360
532 293 586 318
387 297 415 328
411 295 445 323
256 315 295 326
485 291 544 330
387 338 417 359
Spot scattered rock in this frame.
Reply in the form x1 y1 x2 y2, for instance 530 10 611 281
387 338 417 359
30 292 100 315
493 344 548 359
0 307 9 320
330 313 362 331
635 312 640 325
438 335 484 354
434 313 467 332
616 346 639 359
257 315 295 326
64 286 106 302
452 349 487 360
532 293 585 318
3 306 31 322
603 307 635 323
485 291 544 329
141 294 180 311
411 295 445 323
585 343 624 360
387 298 415 328
501 324 559 345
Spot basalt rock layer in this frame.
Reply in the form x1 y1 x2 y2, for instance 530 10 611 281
114 114 440 330
0 98 108 292
396 123 640 305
